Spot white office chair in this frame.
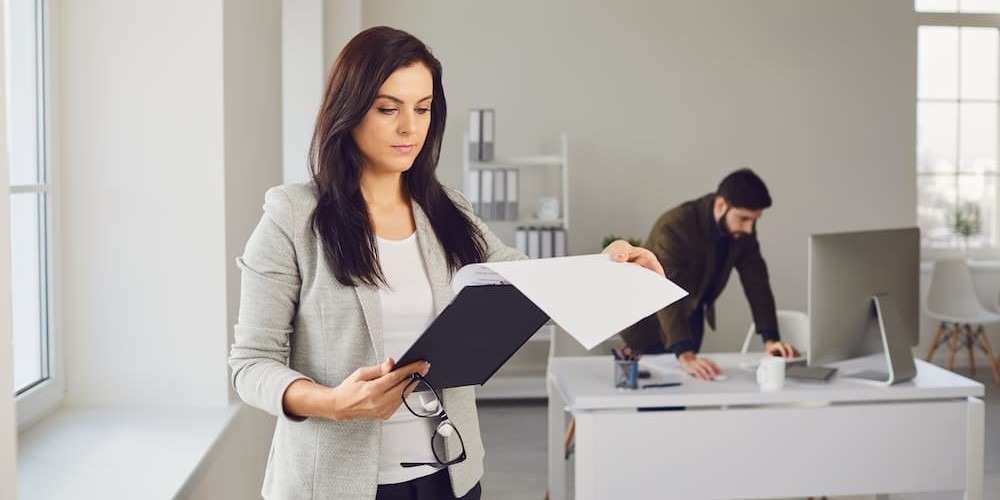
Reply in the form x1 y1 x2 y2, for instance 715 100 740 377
923 258 1000 384
740 309 810 357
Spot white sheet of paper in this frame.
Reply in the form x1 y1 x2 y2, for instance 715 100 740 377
453 254 688 349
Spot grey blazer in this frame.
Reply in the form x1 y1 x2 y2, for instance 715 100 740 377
229 182 523 499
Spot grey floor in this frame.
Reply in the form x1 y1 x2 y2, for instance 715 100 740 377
477 366 1000 500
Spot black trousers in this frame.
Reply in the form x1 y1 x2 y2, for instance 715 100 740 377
375 469 482 500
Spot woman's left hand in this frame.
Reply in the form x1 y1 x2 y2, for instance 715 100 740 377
601 239 665 277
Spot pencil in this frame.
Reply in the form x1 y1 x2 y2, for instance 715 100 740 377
641 382 682 389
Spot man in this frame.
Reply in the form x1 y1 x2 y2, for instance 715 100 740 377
622 168 797 380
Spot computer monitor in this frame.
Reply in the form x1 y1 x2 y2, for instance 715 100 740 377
807 227 920 384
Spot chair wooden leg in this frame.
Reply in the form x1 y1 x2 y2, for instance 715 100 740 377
545 417 577 500
563 417 575 460
976 325 1000 385
926 322 947 361
947 323 960 371
964 324 977 376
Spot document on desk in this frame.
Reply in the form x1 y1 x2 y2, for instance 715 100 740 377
453 254 688 349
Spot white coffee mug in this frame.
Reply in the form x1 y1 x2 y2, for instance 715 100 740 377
537 197 560 221
756 356 785 391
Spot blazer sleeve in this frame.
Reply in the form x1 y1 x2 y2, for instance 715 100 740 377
735 235 779 341
229 187 314 421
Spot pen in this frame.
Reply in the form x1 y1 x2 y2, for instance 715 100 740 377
641 382 682 389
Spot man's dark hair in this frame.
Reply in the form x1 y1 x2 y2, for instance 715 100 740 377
716 168 772 210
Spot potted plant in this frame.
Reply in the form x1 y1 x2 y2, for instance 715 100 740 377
949 201 981 254
602 234 643 248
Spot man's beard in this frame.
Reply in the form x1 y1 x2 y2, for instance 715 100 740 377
718 208 748 239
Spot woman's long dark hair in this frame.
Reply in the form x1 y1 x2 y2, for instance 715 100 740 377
309 26 486 287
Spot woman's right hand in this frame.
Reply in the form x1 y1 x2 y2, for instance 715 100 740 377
282 358 430 421
329 358 430 420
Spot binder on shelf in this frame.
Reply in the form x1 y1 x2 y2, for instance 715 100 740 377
539 227 553 258
492 169 506 220
466 108 495 162
467 110 481 162
505 169 519 221
481 109 495 161
527 227 541 259
480 168 494 220
554 229 567 257
515 227 528 255
466 169 481 216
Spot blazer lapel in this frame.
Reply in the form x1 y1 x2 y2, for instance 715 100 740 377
412 202 453 315
354 283 384 362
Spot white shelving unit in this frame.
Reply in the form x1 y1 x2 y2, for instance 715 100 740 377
462 134 568 400
462 133 569 235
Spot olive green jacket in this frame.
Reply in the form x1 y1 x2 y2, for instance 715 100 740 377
621 193 778 353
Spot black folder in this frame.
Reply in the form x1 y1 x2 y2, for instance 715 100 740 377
394 284 550 390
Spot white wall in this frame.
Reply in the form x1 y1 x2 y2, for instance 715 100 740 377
224 0 285 402
282 0 324 183
0 5 19 497
350 0 918 350
58 0 229 407
56 0 281 409
181 406 275 499
282 0 362 184
51 0 281 494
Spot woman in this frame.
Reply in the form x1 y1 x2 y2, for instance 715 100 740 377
229 26 663 499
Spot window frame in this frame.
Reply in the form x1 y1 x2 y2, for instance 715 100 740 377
11 0 62 431
916 11 1000 259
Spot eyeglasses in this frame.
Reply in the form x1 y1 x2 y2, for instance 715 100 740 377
399 373 468 468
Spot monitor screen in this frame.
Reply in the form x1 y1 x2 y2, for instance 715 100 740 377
807 227 920 367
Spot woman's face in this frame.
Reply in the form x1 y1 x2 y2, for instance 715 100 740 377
352 62 433 177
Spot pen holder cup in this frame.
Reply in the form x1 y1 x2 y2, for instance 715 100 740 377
613 359 639 390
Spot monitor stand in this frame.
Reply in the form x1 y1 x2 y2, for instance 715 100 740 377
844 294 917 385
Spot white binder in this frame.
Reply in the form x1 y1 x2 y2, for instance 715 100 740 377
480 168 494 220
505 169 518 221
527 227 541 259
539 227 553 258
466 169 481 216
554 229 567 257
493 169 506 220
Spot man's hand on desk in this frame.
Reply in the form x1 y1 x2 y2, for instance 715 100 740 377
764 340 799 359
678 351 721 381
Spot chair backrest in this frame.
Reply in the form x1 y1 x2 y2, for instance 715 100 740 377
925 258 990 319
740 309 810 355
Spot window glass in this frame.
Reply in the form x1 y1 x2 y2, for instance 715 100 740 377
10 192 47 393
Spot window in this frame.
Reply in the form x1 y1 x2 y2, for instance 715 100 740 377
916 3 1000 252
7 0 58 423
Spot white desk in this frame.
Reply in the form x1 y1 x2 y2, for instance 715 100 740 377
547 353 985 500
